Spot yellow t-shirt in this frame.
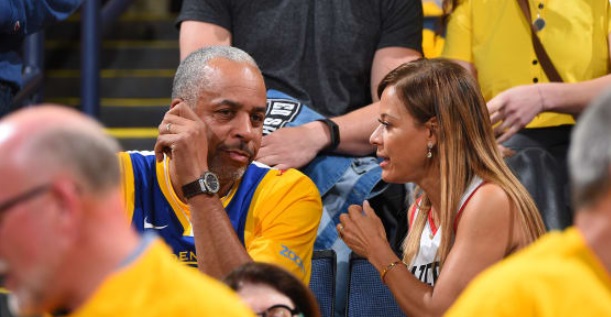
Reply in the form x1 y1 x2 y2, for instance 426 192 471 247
443 0 611 128
119 152 322 284
446 228 611 316
2 240 254 317
70 239 254 317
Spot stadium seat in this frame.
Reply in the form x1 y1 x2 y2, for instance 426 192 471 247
346 253 407 317
309 249 336 317
0 289 14 317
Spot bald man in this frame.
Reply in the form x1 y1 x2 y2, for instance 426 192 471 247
0 105 254 316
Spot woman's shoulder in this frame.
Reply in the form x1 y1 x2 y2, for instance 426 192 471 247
457 182 513 229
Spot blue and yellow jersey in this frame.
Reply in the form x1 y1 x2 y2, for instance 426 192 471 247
118 151 322 283
422 0 445 58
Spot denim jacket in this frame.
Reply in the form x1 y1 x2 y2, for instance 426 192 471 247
265 89 383 250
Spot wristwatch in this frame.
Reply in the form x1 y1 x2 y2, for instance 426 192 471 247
181 171 220 199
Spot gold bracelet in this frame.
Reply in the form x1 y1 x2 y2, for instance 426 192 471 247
380 260 407 284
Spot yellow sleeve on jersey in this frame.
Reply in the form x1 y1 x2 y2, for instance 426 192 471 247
243 168 322 284
117 152 136 221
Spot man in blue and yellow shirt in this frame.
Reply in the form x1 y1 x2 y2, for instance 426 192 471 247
119 46 322 284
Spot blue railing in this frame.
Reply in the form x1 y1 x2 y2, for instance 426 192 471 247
16 0 135 118
82 0 136 117
11 32 45 107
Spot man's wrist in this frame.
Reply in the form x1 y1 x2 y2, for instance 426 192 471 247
315 118 340 152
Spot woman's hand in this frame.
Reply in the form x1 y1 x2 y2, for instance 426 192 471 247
337 200 389 258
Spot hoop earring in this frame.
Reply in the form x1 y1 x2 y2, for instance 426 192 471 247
426 142 434 159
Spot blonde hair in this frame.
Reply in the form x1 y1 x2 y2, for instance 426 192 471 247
377 58 546 267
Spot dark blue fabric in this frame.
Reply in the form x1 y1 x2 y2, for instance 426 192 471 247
503 125 573 230
0 0 82 89
265 90 383 250
127 152 270 265
309 250 337 317
0 82 15 117
224 164 269 244
346 255 407 317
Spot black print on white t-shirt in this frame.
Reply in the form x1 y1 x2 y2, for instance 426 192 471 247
411 261 440 286
263 99 302 135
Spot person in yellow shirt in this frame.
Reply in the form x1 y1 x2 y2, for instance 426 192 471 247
445 89 611 317
0 105 254 317
442 0 611 229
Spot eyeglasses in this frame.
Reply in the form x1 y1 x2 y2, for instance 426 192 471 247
0 184 51 220
256 304 301 317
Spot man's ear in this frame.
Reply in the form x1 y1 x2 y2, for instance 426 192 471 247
49 177 83 242
169 98 184 109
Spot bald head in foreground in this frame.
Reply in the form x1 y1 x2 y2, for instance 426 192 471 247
0 105 253 316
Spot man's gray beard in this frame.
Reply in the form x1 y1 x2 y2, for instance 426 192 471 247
209 161 247 189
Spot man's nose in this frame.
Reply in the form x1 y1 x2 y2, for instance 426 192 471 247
233 113 255 141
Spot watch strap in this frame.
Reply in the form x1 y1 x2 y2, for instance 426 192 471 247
181 171 219 199
182 178 207 199
316 118 340 152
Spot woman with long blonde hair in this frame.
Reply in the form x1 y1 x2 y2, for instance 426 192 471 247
338 58 545 317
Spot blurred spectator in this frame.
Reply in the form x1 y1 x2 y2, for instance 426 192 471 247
0 0 82 117
0 105 254 317
225 262 321 317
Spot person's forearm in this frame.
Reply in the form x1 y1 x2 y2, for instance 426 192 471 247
542 74 611 116
189 195 252 279
366 237 437 317
179 21 231 61
331 102 380 155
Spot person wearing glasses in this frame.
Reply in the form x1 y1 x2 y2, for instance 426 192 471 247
0 105 255 316
224 262 320 317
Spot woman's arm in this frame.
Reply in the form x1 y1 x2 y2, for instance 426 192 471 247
339 184 516 317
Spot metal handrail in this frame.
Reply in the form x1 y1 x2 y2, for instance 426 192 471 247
81 0 101 117
11 31 45 108
13 0 135 118
81 0 136 118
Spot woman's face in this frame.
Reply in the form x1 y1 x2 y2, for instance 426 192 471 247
237 282 297 317
370 85 432 184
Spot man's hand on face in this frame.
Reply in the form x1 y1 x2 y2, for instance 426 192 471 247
155 102 210 188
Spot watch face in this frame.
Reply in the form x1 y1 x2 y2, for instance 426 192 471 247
204 172 220 194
